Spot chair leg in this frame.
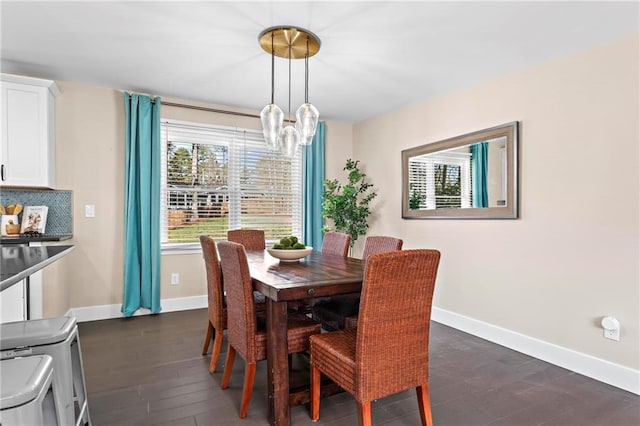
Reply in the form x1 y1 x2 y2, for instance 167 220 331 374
357 401 372 426
209 327 224 373
202 321 213 355
310 364 321 421
239 362 257 418
416 382 434 426
221 344 236 389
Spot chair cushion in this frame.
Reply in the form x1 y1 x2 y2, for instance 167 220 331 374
310 329 357 394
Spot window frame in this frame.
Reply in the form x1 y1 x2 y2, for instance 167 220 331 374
159 118 303 254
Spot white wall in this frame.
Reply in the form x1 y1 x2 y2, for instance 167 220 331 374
354 35 639 373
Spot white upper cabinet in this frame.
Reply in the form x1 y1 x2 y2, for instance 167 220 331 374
1 74 60 188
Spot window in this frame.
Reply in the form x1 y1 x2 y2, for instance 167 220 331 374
408 151 471 209
160 119 302 249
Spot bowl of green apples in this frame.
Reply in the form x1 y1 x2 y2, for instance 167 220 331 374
267 236 312 261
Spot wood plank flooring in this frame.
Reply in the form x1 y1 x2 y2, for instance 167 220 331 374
78 309 639 425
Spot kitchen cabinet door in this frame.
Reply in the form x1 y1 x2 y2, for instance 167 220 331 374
0 280 25 323
0 74 59 188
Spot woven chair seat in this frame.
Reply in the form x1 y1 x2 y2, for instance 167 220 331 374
310 329 357 394
252 311 321 361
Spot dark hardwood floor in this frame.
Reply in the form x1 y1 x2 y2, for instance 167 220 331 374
78 309 639 425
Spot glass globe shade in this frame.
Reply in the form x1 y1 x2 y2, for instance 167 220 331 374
295 103 319 146
260 104 284 151
280 125 300 158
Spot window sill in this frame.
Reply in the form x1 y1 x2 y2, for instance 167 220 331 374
161 242 201 255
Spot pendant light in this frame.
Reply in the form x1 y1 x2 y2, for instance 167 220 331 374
258 27 321 155
296 36 319 146
280 47 300 158
260 31 284 152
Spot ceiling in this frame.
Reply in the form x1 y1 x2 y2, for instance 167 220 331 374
1 1 638 123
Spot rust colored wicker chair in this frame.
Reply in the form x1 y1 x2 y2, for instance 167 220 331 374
227 229 267 305
312 236 403 331
321 232 351 257
217 241 322 419
309 249 441 426
199 235 227 374
227 229 266 250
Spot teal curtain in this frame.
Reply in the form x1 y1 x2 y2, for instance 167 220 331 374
122 93 162 317
302 121 326 250
471 141 489 208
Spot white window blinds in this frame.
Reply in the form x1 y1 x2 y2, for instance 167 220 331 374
160 119 302 246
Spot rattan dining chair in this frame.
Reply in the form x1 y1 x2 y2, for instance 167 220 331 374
217 241 322 419
321 232 351 257
200 235 265 374
309 249 441 426
199 235 227 374
227 229 267 305
312 236 403 331
227 229 266 250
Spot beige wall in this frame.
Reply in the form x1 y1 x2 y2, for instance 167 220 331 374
44 85 353 315
44 34 637 373
354 35 639 369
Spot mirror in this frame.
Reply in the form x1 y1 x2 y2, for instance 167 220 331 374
402 122 519 219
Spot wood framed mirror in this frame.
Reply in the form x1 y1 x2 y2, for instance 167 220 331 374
402 122 519 219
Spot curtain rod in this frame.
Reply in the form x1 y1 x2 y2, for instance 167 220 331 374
158 100 261 119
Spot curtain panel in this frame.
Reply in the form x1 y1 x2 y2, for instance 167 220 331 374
471 141 489 208
302 121 326 250
122 93 162 316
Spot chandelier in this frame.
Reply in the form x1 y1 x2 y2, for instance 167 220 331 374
258 26 321 157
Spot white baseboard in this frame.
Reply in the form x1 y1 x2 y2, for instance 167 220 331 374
431 306 640 395
65 299 639 395
66 295 207 323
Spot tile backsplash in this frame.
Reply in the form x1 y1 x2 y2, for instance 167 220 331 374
0 189 72 235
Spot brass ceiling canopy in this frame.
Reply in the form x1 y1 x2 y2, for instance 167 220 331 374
258 26 321 59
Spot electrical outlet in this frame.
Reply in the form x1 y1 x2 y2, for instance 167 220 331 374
601 316 620 341
171 273 179 285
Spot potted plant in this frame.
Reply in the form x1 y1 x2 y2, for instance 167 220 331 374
322 159 377 248
409 184 425 210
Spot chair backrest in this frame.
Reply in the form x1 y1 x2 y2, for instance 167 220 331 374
199 236 224 329
361 236 403 261
217 241 258 362
227 229 266 250
354 249 441 402
321 232 351 257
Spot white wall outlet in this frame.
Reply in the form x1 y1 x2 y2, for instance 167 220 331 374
171 273 180 285
601 316 620 341
85 204 95 218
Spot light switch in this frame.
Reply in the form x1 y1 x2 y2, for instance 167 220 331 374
85 204 95 218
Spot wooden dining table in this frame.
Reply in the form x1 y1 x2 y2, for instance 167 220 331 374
245 249 364 426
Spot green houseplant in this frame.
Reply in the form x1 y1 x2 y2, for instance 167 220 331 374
322 159 377 247
409 184 425 210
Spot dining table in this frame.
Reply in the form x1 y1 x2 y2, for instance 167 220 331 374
245 249 364 426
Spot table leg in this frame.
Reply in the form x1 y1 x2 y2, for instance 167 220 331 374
266 299 290 426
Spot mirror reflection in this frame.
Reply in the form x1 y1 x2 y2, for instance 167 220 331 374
402 122 518 219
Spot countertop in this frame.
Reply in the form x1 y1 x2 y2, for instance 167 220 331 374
0 234 72 245
1 245 74 291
